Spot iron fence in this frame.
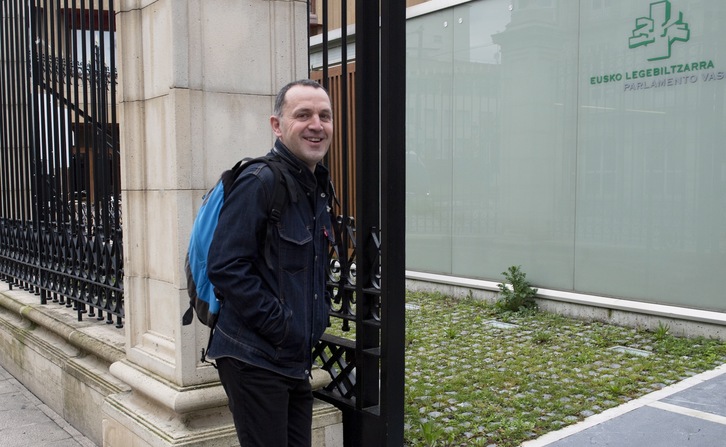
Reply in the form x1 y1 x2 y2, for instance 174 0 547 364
0 0 123 327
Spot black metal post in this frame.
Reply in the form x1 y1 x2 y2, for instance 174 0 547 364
354 0 405 445
380 0 407 444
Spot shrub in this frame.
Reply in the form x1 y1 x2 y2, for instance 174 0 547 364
496 265 538 312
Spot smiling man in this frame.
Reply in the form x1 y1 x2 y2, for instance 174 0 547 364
270 81 333 171
206 79 334 447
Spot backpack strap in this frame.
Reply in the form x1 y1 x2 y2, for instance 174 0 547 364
259 156 297 270
221 158 250 197
223 154 296 270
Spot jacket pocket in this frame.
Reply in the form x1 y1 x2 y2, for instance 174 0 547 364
278 219 312 274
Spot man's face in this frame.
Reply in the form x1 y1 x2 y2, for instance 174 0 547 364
271 85 333 171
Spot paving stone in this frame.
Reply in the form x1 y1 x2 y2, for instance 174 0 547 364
545 405 726 447
0 365 97 447
662 373 726 418
0 420 75 447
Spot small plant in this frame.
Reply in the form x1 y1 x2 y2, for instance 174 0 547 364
654 321 671 341
469 437 491 447
446 326 458 339
496 265 538 313
420 421 445 446
607 382 624 396
533 330 552 344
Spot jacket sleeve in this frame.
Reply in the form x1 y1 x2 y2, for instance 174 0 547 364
206 166 289 346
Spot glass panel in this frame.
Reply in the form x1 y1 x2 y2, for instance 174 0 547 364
575 1 726 311
449 0 579 288
406 8 455 273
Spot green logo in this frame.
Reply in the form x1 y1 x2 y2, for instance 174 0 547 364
629 0 690 61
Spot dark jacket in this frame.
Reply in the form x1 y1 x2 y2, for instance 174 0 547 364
206 139 333 379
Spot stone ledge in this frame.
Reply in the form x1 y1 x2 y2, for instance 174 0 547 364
0 285 126 363
0 286 130 445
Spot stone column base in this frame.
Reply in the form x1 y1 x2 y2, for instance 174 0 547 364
102 362 343 447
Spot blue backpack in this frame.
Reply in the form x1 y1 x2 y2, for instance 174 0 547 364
182 155 292 335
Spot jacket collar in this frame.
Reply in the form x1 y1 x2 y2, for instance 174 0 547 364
272 139 305 173
271 139 330 193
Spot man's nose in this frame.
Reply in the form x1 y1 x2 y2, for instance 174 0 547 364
309 115 323 130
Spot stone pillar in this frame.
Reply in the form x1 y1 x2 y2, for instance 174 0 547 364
103 1 341 445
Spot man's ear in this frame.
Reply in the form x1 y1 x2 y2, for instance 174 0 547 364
270 115 282 137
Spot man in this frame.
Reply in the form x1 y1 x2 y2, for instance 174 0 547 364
206 79 334 446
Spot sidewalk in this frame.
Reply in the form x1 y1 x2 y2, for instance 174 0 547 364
524 363 726 447
0 364 97 447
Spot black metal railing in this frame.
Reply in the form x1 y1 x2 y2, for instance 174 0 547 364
311 0 406 445
0 0 123 327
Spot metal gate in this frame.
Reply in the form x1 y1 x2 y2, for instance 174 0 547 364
310 0 406 445
0 0 123 326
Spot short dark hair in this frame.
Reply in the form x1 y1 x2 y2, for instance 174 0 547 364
273 79 329 117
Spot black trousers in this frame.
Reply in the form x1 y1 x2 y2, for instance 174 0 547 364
216 357 313 447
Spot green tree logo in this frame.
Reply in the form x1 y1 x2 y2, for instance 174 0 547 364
629 0 690 61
